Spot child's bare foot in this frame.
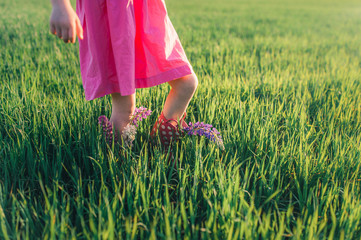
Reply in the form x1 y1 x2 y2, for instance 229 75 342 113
109 93 136 137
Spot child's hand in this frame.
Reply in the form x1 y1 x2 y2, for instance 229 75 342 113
49 1 83 43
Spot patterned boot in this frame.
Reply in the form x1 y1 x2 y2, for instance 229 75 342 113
150 111 188 146
150 111 188 166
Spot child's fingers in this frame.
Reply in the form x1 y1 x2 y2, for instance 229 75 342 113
75 18 84 40
50 24 56 35
56 26 62 39
69 26 76 43
62 28 70 43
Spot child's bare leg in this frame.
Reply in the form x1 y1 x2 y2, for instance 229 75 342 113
109 93 136 135
163 73 198 120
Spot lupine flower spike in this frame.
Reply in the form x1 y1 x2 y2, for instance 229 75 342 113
132 107 153 127
182 122 225 151
98 115 119 145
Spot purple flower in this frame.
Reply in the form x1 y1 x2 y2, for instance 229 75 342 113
131 107 152 127
182 121 225 151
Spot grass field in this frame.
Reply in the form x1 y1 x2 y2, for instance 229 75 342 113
1 0 361 239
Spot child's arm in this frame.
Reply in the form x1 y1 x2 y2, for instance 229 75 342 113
49 0 83 43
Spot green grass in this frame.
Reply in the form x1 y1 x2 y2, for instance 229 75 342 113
1 0 361 239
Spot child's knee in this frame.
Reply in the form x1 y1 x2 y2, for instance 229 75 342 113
188 73 198 91
176 73 198 95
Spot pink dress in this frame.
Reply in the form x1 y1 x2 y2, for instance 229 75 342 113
76 0 194 101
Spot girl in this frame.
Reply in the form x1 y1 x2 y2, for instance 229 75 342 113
49 0 198 149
